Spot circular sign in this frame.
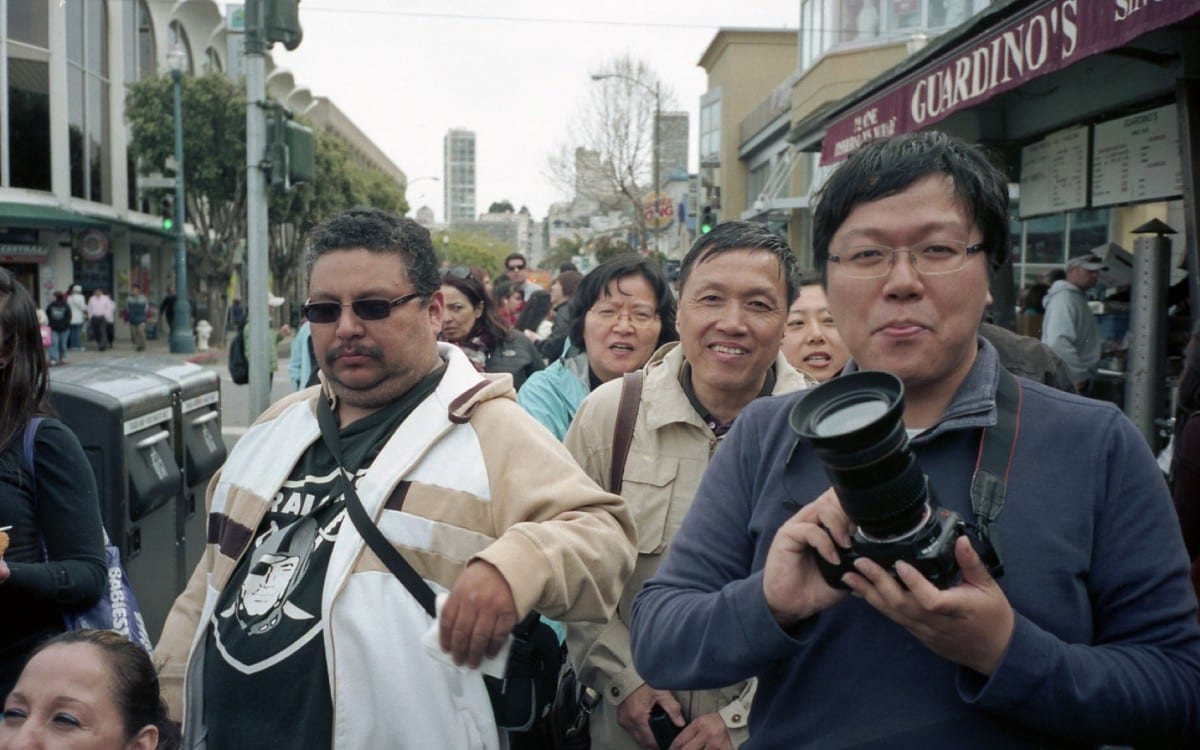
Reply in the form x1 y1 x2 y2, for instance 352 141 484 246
78 229 110 261
641 192 676 232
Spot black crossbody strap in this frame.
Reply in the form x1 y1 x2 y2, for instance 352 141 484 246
970 367 1022 527
610 370 644 494
316 397 437 618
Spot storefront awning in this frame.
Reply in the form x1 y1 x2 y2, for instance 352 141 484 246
819 0 1200 165
0 202 110 230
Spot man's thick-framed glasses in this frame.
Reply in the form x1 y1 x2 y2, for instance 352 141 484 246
302 292 422 324
589 304 659 328
827 240 986 279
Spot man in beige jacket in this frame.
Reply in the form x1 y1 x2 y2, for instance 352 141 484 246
565 222 815 749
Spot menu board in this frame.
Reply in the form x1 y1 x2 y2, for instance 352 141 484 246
1019 126 1089 218
1092 104 1182 207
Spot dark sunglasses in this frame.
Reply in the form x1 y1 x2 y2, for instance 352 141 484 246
506 263 525 271
302 292 421 324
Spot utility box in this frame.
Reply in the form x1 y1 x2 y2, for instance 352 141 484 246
104 357 225 588
49 363 183 641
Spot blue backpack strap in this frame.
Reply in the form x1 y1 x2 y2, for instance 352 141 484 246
23 417 44 493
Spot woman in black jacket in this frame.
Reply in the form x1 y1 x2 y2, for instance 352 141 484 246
0 268 105 698
439 268 543 390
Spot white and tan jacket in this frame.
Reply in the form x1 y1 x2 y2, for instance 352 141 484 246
156 344 636 749
563 343 813 749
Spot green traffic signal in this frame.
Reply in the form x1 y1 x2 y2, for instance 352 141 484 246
162 216 174 231
700 207 714 234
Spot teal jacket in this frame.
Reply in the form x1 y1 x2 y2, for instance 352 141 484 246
517 353 591 441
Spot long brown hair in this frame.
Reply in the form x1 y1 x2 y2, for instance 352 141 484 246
0 267 51 453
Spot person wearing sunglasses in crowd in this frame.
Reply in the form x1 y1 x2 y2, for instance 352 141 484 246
155 207 636 750
504 253 543 300
440 268 544 391
518 255 677 442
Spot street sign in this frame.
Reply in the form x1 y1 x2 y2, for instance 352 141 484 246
641 192 675 232
137 174 175 190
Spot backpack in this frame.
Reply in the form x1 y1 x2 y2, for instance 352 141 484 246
228 326 249 385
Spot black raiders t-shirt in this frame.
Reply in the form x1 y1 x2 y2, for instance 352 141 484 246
203 367 444 748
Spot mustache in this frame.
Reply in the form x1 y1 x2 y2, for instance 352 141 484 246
326 344 383 364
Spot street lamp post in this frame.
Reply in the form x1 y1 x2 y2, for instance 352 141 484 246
167 45 194 353
591 72 661 255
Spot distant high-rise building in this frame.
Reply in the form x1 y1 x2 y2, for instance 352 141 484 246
658 112 689 182
443 129 476 225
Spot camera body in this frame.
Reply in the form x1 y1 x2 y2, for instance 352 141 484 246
815 502 991 590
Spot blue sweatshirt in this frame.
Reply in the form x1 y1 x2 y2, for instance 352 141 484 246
630 339 1200 748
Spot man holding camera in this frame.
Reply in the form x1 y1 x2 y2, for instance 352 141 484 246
628 132 1200 747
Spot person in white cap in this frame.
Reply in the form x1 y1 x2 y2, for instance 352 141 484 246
1042 253 1107 393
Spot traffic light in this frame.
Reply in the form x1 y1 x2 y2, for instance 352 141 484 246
700 206 715 234
265 105 315 193
160 195 175 232
262 0 302 51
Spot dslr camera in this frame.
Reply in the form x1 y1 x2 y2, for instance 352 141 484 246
789 370 1002 590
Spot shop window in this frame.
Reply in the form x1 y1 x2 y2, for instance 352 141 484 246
7 57 50 190
1068 208 1110 259
66 0 111 204
1024 213 1065 265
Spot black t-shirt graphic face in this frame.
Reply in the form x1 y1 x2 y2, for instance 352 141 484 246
202 389 431 749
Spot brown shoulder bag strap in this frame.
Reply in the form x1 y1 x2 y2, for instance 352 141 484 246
609 370 644 494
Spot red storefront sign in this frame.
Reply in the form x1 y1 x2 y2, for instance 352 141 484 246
820 0 1199 165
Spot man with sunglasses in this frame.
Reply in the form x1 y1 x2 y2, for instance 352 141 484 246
157 207 636 750
628 133 1200 748
505 252 543 300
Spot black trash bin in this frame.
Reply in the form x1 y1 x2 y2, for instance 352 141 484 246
105 357 225 588
49 363 183 642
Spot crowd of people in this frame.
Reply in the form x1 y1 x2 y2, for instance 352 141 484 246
1 131 1198 750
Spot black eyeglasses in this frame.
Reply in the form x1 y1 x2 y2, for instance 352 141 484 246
506 263 525 271
302 292 422 324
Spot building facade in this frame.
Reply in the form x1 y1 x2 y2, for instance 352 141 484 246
0 0 405 336
443 128 476 225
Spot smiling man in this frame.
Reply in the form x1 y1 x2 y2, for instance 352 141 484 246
156 207 635 750
564 222 813 750
628 132 1200 748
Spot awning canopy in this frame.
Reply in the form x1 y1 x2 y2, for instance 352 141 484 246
0 202 109 230
817 0 1199 165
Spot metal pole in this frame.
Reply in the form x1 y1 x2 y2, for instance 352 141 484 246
169 69 194 353
245 0 271 419
1124 230 1171 446
653 81 661 258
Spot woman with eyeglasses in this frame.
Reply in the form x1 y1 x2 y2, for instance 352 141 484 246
518 255 678 441
439 269 544 390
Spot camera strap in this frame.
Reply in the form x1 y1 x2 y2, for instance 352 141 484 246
610 370 645 494
969 367 1022 559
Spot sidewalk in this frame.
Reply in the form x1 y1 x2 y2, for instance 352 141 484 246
57 329 226 368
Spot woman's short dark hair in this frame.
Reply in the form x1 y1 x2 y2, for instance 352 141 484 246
678 221 800 306
514 290 552 333
568 254 678 353
553 270 583 298
441 268 510 343
812 131 1010 282
0 267 51 453
31 630 180 750
491 278 518 303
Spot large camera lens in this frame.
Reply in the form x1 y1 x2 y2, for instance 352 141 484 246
790 371 928 539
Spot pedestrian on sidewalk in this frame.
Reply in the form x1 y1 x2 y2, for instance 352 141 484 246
45 291 71 365
66 284 86 350
86 288 113 351
126 284 149 352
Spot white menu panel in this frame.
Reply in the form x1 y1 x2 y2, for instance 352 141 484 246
1092 104 1182 207
1019 126 1089 218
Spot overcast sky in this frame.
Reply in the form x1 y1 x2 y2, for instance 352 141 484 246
267 1 799 223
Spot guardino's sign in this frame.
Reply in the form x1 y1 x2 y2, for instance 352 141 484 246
820 0 1198 165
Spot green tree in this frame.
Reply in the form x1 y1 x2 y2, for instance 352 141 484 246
435 230 515 279
126 73 246 336
487 200 514 214
544 234 583 271
590 235 635 264
268 127 407 320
